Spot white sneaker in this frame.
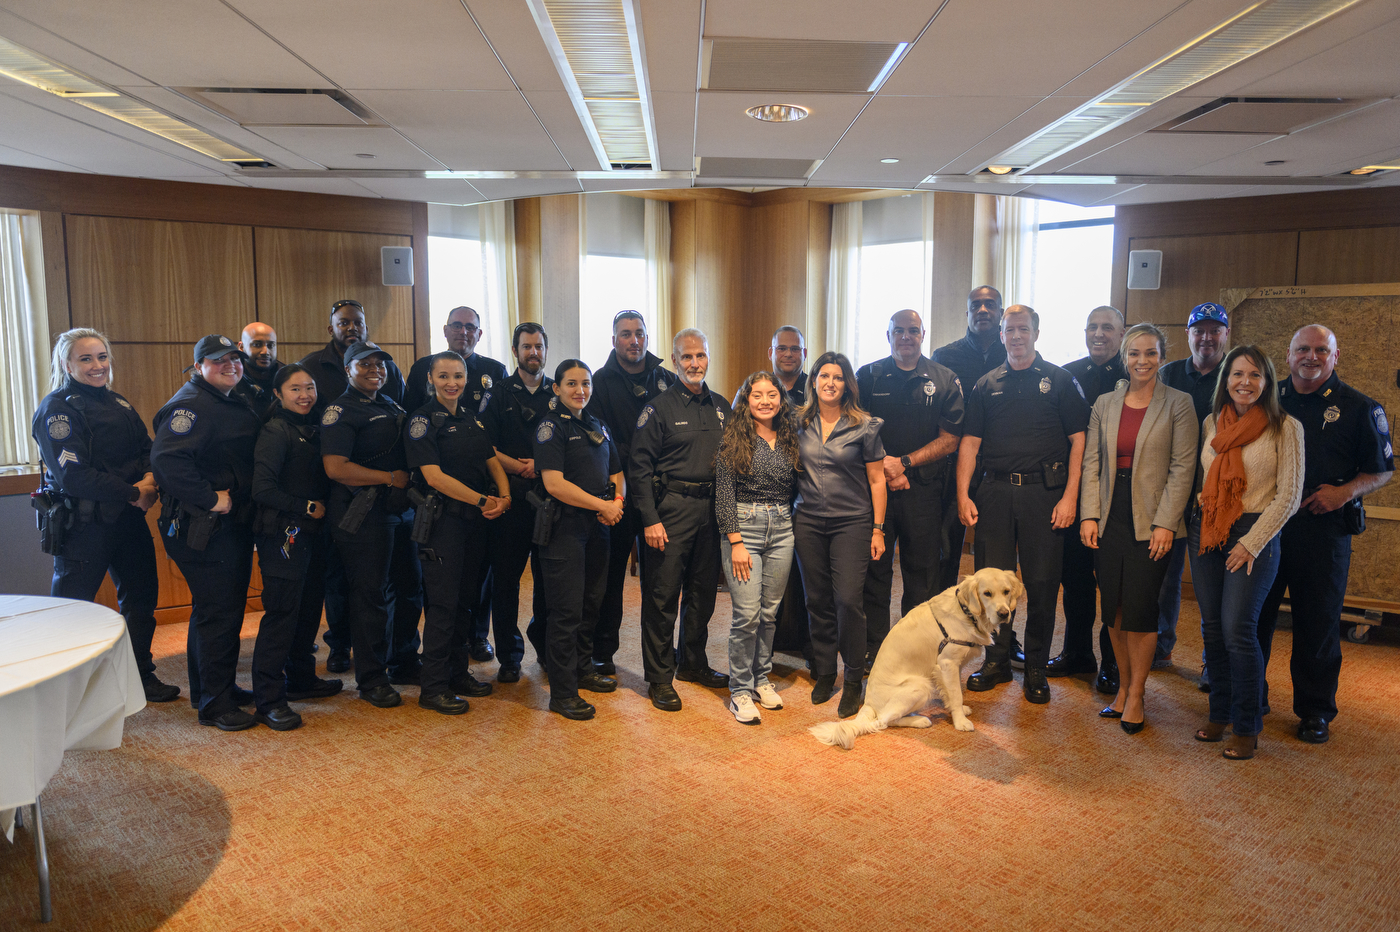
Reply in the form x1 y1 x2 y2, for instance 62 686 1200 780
755 683 783 710
729 694 762 725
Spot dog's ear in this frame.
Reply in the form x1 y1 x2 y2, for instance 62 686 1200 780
1009 572 1026 606
956 574 980 613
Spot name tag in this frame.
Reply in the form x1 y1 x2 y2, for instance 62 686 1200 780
674 421 688 426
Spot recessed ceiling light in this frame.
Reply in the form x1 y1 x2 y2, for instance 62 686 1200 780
355 153 376 159
1349 167 1379 175
746 104 809 123
986 165 1015 175
880 157 899 164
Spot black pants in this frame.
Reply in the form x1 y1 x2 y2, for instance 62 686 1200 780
160 518 255 718
420 510 489 696
1061 524 1114 665
316 526 350 653
795 509 872 677
470 549 493 642
542 509 610 699
974 478 1064 669
863 478 942 655
52 506 159 678
334 514 423 691
639 493 719 683
594 503 640 663
937 455 966 592
1257 516 1351 723
251 530 323 713
487 500 537 667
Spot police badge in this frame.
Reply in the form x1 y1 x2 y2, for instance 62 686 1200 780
923 382 935 397
1039 377 1052 394
637 406 653 429
46 415 71 440
1115 379 1129 391
482 374 493 390
1324 405 1341 428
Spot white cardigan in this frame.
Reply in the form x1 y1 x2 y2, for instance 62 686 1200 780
1197 413 1305 556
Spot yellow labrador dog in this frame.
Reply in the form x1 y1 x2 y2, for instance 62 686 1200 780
809 568 1023 749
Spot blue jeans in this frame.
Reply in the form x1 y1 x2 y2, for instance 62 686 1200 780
1188 513 1281 737
720 503 795 699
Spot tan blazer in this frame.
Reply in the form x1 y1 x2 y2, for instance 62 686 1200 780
1079 382 1198 539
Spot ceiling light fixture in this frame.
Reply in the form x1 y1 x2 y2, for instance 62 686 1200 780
746 104 809 123
526 0 657 169
0 36 261 162
983 0 1366 173
1349 167 1379 174
986 165 1015 174
880 158 900 164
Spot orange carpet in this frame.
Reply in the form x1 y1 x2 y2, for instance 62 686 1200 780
3 557 1399 931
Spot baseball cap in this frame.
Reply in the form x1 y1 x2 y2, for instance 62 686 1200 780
343 341 394 367
1187 303 1229 328
194 334 246 364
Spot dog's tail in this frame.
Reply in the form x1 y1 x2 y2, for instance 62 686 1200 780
808 705 883 750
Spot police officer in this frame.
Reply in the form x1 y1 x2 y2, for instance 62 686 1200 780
31 328 175 703
404 351 509 715
481 322 552 680
767 325 808 404
535 358 626 720
320 341 423 708
755 326 809 658
1054 306 1126 692
404 305 509 664
957 307 1089 704
585 310 671 674
249 363 342 731
856 309 963 665
151 335 263 730
1257 325 1393 745
630 328 732 712
234 321 282 416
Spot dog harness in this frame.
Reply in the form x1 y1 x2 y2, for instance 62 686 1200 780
940 598 986 654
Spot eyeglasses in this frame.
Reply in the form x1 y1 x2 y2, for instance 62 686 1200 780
446 322 480 334
612 310 645 326
331 300 364 312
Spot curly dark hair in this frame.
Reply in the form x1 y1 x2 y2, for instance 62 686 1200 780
715 370 801 476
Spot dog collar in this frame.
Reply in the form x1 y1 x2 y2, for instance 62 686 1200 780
941 598 984 654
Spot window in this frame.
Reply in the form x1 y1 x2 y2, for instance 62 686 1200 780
582 194 648 368
1029 201 1115 366
1 209 49 470
851 195 928 368
426 234 487 355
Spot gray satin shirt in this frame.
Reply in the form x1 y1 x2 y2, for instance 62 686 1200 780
795 414 886 518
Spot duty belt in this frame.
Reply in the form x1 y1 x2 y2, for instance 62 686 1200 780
986 470 1042 485
664 476 713 499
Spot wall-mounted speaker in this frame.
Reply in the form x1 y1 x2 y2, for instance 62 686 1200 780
381 246 414 286
1127 249 1162 290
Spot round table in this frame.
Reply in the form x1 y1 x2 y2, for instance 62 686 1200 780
0 595 146 922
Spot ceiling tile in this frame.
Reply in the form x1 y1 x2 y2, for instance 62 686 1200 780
640 0 703 94
519 90 606 172
651 90 696 171
1100 183 1258 206
351 89 571 171
249 126 445 170
117 86 328 170
1031 97 1220 174
704 0 941 42
579 178 694 192
934 97 1090 175
1014 183 1138 207
0 7 150 86
1067 133 1278 175
348 178 486 206
1188 100 1400 176
695 91 867 160
918 181 1032 197
464 0 575 92
467 178 583 201
0 141 89 173
234 175 382 198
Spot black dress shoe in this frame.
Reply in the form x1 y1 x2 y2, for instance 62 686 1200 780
648 682 682 711
231 686 255 706
199 708 257 731
578 672 618 693
1096 663 1120 695
1023 666 1050 704
326 648 352 673
676 667 730 689
837 678 864 718
966 659 1013 692
359 684 402 708
451 673 494 697
497 664 521 683
1045 652 1098 677
550 695 596 720
1298 716 1330 744
469 638 495 662
419 692 469 715
810 673 838 705
286 677 343 701
1120 717 1145 735
1099 705 1123 719
388 665 421 686
255 704 303 731
142 675 181 703
593 659 616 676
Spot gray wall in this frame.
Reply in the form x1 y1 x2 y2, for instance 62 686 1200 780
0 493 55 595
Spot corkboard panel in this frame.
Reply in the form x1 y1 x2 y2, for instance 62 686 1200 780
1225 287 1400 605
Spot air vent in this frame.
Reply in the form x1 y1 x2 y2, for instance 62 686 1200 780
696 157 817 182
1156 97 1378 134
704 38 906 93
179 88 372 126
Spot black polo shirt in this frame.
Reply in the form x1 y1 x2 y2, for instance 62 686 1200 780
933 329 1008 395
151 376 262 512
964 354 1090 474
534 408 621 499
1280 373 1393 532
234 360 283 418
299 341 406 414
1160 356 1221 425
629 381 732 526
404 398 497 496
320 387 409 484
33 378 151 504
480 372 556 460
1064 355 1127 407
855 355 964 461
404 350 508 416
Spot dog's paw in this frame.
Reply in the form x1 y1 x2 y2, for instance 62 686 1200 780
894 714 933 729
952 717 976 732
961 704 972 716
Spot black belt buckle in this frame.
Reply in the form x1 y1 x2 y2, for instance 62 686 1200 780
1009 472 1024 486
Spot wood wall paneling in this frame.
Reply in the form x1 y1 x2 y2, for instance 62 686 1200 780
513 198 543 325
930 192 976 350
1297 227 1400 285
411 201 430 359
538 195 581 360
40 211 70 336
693 200 749 399
1112 186 1400 240
806 201 832 358
66 216 255 342
669 199 698 337
747 200 809 378
254 227 414 345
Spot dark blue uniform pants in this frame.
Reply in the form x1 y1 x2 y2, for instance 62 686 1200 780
52 507 160 678
974 478 1064 669
315 527 351 653
594 503 640 663
1257 517 1350 723
794 510 872 677
161 520 255 718
252 533 323 713
639 493 719 683
863 478 942 657
542 509 609 700
1060 529 1114 665
486 501 536 667
420 510 488 696
938 455 967 592
334 516 422 692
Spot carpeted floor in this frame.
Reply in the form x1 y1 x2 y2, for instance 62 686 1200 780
4 556 1399 931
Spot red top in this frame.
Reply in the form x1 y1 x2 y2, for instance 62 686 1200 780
1117 403 1147 468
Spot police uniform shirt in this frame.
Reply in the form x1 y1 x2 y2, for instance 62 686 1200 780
234 360 283 418
480 373 556 460
252 407 328 519
151 377 262 512
319 388 410 481
933 329 1009 396
586 349 671 462
33 379 151 504
299 342 407 412
964 354 1090 474
1064 355 1127 407
1280 372 1394 521
1160 357 1221 424
404 398 498 496
404 351 507 417
628 381 732 528
534 409 621 499
856 355 964 459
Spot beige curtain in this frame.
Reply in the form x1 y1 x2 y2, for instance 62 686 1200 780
824 200 862 358
644 198 672 360
0 210 49 469
479 200 518 362
971 193 1039 308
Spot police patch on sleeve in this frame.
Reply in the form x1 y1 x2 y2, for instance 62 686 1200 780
408 416 429 440
1374 405 1390 436
536 419 555 443
170 408 197 435
116 397 132 410
637 405 653 429
321 405 342 426
46 415 72 440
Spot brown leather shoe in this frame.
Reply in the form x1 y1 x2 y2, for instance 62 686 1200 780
1195 721 1227 742
1223 733 1258 760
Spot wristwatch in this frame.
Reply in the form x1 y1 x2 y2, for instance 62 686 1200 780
477 494 488 508
900 455 912 469
872 522 885 532
305 500 317 517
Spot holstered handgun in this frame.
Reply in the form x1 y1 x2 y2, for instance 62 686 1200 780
407 487 442 544
31 487 72 556
184 507 219 552
338 485 379 534
526 487 560 547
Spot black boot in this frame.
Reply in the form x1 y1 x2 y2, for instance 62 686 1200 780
837 672 864 718
811 673 837 705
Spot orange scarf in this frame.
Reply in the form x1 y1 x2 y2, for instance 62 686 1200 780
1198 404 1269 553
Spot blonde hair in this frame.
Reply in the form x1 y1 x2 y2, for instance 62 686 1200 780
50 328 113 392
1119 322 1168 368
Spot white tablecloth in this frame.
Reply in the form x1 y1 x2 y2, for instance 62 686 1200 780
0 595 146 841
